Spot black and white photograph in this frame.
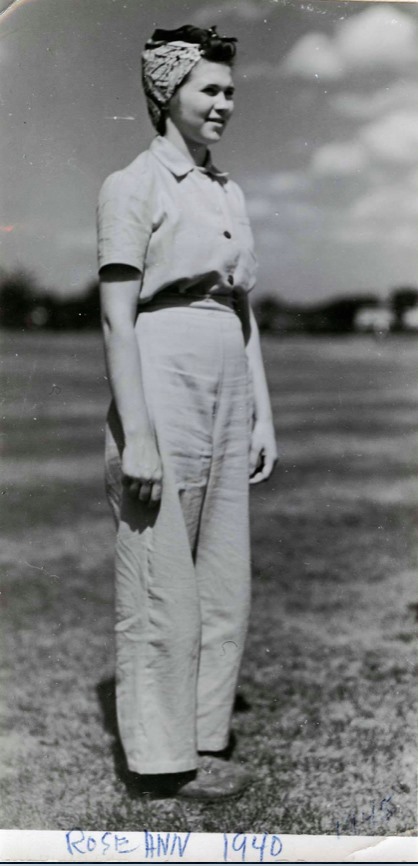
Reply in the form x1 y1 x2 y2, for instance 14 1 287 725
1 0 417 859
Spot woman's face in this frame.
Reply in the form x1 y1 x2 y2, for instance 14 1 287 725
167 59 235 147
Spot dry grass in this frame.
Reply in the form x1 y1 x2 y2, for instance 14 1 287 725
0 331 416 834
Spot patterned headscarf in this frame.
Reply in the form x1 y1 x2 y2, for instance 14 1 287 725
141 25 237 132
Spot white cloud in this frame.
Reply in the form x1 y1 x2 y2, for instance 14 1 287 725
311 142 367 177
308 107 418 177
248 168 418 254
335 5 417 72
309 186 418 250
330 82 418 120
331 220 417 250
280 32 343 81
280 5 418 81
348 185 418 223
360 111 418 165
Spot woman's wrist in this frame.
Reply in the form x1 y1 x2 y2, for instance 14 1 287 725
124 422 154 442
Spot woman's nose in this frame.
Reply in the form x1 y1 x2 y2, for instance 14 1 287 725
214 92 232 112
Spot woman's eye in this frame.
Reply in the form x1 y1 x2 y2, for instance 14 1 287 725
202 87 235 99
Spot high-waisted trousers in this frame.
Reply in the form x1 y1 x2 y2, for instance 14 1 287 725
104 302 252 774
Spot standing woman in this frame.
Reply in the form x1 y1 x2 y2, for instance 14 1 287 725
97 24 277 800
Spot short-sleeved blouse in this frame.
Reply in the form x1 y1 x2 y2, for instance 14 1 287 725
97 135 257 303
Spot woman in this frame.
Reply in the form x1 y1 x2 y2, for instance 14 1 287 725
97 24 277 801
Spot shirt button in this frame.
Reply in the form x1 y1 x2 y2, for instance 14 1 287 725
223 230 232 239
227 275 234 286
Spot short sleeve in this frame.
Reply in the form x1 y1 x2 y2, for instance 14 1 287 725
96 165 154 274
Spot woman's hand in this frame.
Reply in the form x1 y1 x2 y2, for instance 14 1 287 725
242 302 277 484
249 418 278 484
122 433 163 505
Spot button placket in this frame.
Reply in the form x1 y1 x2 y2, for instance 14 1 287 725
216 184 235 286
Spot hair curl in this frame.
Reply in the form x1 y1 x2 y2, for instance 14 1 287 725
150 24 237 64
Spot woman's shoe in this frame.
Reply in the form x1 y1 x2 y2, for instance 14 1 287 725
175 756 254 801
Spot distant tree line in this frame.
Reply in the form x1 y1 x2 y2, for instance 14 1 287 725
0 270 100 330
0 268 417 334
253 287 418 334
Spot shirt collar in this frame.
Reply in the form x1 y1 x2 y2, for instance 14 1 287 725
150 135 229 182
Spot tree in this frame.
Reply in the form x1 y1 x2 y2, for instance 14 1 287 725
0 270 37 328
80 281 101 328
252 296 284 332
308 295 379 334
390 287 418 331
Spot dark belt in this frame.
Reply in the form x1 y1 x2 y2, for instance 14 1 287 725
138 288 235 312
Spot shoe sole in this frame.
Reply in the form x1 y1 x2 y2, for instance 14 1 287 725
138 784 249 802
176 786 248 802
176 777 254 802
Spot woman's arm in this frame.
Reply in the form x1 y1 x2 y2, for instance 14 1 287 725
235 292 278 484
100 264 162 505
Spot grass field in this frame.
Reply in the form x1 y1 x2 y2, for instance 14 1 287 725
0 330 417 835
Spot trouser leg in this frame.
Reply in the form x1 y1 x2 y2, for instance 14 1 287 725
194 316 252 751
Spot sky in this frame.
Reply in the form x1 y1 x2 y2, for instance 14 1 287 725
1 0 418 304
